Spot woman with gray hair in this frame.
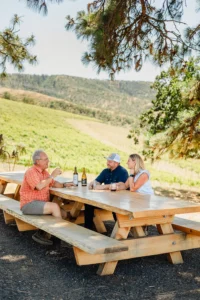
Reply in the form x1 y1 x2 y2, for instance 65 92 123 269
116 153 154 195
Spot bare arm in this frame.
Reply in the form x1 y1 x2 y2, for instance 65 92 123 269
115 180 129 191
129 173 149 192
35 177 53 190
35 168 62 191
53 181 75 188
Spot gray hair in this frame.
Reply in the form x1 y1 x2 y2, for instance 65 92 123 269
32 149 45 164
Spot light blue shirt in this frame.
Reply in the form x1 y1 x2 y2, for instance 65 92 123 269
134 169 154 195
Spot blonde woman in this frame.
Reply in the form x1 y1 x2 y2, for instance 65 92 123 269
116 154 154 194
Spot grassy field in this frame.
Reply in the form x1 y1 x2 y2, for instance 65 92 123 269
0 98 128 174
0 98 200 194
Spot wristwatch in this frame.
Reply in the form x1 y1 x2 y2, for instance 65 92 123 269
129 174 135 177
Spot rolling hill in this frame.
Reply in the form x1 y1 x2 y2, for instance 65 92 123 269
0 74 156 118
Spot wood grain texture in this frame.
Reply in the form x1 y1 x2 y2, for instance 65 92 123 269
173 213 200 236
74 232 200 265
1 172 200 218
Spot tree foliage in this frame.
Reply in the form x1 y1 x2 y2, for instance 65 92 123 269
65 0 200 79
25 0 63 15
0 15 36 77
131 58 200 159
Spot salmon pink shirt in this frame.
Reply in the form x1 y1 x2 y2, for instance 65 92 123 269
20 165 54 208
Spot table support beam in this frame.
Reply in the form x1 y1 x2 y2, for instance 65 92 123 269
157 223 183 264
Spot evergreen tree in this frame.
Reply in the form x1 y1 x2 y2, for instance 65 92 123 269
0 15 36 77
65 0 200 79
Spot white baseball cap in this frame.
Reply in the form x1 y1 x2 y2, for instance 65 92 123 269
105 153 120 163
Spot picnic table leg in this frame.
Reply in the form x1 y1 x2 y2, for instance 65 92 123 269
157 223 183 264
70 202 84 218
97 221 130 275
0 180 7 194
14 185 21 201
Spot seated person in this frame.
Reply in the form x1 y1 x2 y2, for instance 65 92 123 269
20 149 74 245
116 153 154 195
86 153 128 230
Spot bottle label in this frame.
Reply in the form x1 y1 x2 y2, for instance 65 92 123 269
81 179 87 186
73 174 78 185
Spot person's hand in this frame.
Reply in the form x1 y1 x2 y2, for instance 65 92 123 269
93 185 105 190
51 168 62 178
88 180 95 190
64 182 76 187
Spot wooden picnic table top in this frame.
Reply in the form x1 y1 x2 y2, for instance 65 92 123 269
1 171 200 219
50 186 200 218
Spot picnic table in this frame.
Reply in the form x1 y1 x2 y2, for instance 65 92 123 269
1 171 200 275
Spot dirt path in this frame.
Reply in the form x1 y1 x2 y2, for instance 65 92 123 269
1 213 200 300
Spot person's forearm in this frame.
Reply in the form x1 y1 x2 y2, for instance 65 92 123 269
129 177 136 192
35 177 53 190
116 182 126 190
53 181 63 188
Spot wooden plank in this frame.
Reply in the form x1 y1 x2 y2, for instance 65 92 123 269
0 172 24 185
74 211 84 225
157 223 183 264
1 172 200 219
15 218 38 231
70 202 84 218
73 232 200 266
94 209 114 221
96 261 118 276
0 180 7 194
117 214 174 227
0 195 128 255
3 211 15 224
93 210 115 233
131 226 146 238
14 185 21 201
96 222 130 275
50 186 200 218
93 215 107 233
172 213 200 236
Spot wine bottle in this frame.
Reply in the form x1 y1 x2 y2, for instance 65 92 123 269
81 168 87 186
73 167 78 186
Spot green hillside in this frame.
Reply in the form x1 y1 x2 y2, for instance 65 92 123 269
0 98 127 174
0 74 155 117
1 98 200 189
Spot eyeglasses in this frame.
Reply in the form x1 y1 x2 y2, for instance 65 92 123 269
39 158 49 161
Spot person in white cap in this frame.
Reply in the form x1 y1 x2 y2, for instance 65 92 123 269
88 153 128 190
85 153 128 230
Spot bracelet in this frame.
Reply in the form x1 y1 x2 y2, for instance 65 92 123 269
129 174 135 177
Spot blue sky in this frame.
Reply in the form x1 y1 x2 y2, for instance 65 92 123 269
0 0 199 82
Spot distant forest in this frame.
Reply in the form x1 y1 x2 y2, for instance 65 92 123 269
0 74 156 126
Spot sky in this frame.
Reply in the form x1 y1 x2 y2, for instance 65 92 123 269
0 0 199 82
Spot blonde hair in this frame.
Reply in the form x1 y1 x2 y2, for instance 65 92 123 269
129 154 145 174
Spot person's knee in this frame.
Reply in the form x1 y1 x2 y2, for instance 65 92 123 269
44 202 61 216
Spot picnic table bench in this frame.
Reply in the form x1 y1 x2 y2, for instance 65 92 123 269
172 213 200 236
0 194 128 255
